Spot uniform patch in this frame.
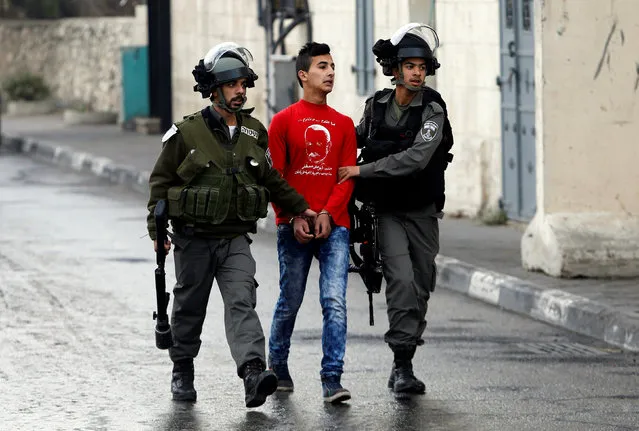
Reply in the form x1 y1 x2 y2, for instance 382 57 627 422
162 124 178 143
265 148 273 168
241 126 259 140
421 120 439 142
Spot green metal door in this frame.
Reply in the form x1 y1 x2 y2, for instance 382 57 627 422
121 46 150 127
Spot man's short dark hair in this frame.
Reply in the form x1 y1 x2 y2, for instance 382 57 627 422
295 42 331 88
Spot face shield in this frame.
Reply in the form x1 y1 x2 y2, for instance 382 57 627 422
390 23 439 53
203 42 254 72
193 42 258 110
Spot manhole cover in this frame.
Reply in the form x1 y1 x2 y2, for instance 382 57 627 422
516 342 610 357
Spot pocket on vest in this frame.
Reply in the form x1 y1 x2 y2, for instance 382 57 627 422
168 185 227 224
236 184 269 221
176 149 211 183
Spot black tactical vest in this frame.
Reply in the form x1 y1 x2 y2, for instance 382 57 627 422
356 87 454 212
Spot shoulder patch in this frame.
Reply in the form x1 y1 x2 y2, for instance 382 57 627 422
265 148 273 168
421 120 439 142
162 124 179 143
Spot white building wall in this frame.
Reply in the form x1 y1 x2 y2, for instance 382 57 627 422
436 0 503 217
169 0 497 217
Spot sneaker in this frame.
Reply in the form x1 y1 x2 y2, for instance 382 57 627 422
242 359 278 408
269 362 294 392
321 376 351 404
171 361 197 402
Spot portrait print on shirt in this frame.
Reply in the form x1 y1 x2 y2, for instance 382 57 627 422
295 118 336 176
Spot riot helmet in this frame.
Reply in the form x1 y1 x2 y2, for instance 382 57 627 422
192 42 258 112
372 23 440 90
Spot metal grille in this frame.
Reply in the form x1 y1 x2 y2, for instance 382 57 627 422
516 342 611 357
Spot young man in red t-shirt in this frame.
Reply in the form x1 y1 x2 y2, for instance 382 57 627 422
267 42 357 403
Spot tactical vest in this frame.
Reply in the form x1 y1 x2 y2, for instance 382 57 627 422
356 87 454 212
166 112 270 226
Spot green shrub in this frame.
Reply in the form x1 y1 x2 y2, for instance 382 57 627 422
2 73 51 102
480 207 509 225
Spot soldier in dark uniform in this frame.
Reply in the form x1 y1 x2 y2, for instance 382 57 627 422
147 42 316 407
338 24 454 395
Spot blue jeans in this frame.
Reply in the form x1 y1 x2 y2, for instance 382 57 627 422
269 225 350 378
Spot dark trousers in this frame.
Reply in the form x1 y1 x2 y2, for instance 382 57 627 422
377 207 439 348
169 232 265 376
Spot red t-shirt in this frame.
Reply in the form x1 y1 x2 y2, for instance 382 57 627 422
268 99 357 228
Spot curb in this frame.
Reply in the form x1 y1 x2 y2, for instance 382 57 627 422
1 135 150 195
0 133 280 232
436 255 639 352
3 133 638 352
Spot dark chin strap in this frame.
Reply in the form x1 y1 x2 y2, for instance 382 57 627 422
212 88 247 113
391 71 423 92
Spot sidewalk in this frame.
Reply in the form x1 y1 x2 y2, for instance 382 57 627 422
2 114 638 352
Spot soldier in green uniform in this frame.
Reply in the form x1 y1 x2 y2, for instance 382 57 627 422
146 42 316 407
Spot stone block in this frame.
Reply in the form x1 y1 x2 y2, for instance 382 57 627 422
7 100 56 116
135 117 162 135
63 109 117 125
522 212 639 278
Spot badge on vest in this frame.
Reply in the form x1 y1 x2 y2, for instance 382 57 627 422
241 126 259 140
421 120 439 142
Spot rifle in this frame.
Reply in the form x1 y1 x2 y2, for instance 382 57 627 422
153 199 173 350
348 198 383 326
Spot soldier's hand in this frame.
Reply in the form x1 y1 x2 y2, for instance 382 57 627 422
301 208 318 224
293 217 314 244
314 211 332 240
153 239 172 255
338 166 360 184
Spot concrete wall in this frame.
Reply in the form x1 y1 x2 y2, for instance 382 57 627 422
0 6 147 113
436 0 502 217
537 0 639 215
522 0 639 277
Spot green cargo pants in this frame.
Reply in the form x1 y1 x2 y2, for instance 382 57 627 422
377 206 440 348
168 231 265 376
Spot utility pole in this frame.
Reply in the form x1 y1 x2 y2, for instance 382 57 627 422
147 0 173 132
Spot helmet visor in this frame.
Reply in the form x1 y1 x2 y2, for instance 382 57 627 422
203 42 254 72
390 23 439 52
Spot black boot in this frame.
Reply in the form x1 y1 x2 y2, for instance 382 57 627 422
171 360 197 402
241 359 278 408
387 346 425 394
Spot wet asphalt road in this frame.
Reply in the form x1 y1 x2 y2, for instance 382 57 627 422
0 153 638 431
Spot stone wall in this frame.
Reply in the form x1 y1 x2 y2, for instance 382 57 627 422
0 13 144 113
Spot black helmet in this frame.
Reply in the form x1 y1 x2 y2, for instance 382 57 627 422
372 23 440 77
192 42 258 99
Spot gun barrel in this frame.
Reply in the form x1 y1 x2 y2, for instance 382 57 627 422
152 199 172 349
368 292 374 326
154 270 166 319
